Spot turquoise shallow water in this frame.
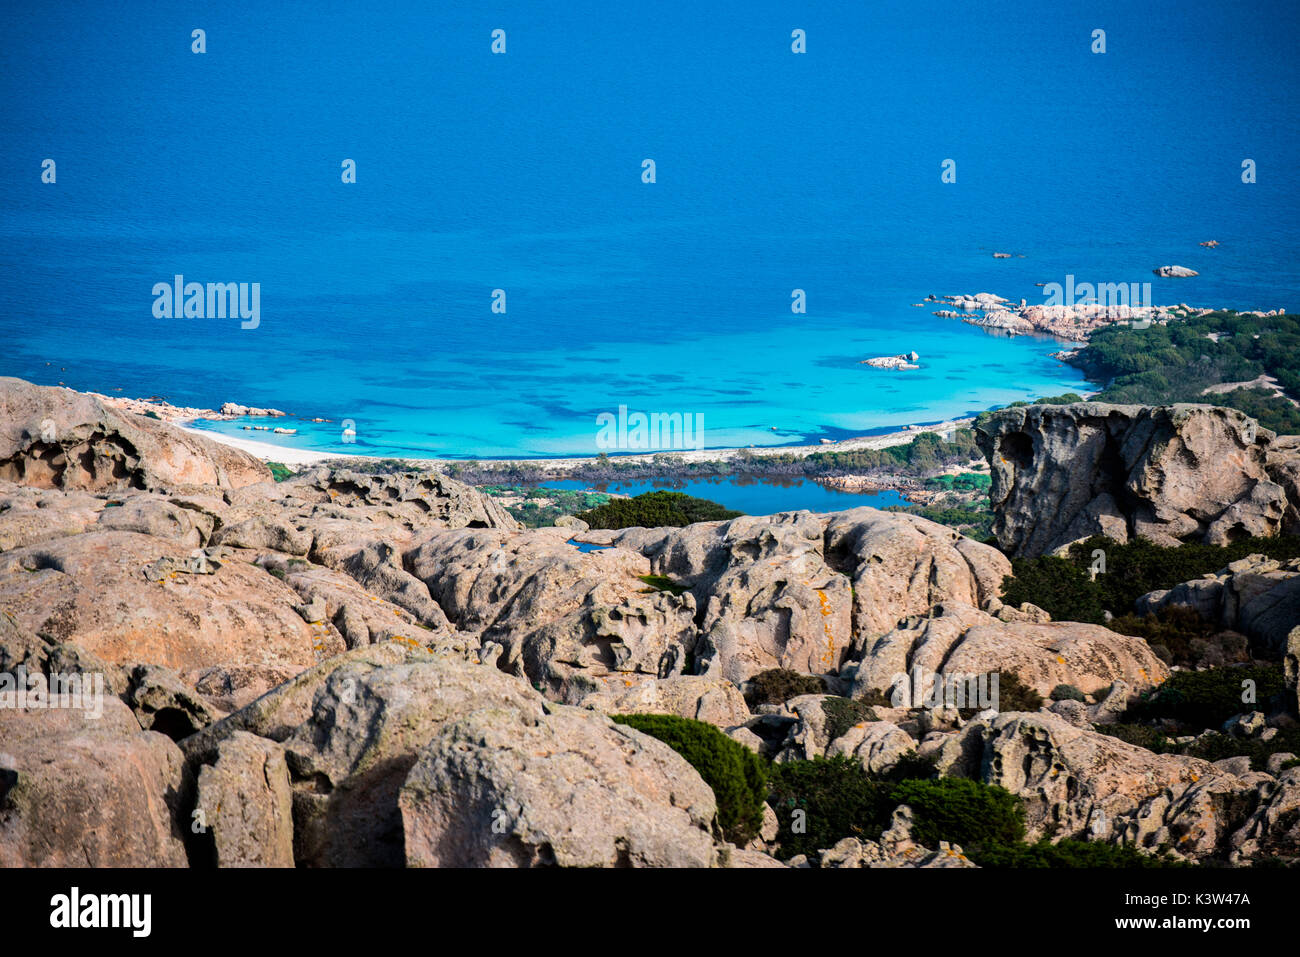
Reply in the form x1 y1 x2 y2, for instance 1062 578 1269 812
2 1 1297 458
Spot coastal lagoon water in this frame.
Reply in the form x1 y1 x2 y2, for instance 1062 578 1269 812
2 2 1298 458
544 477 910 516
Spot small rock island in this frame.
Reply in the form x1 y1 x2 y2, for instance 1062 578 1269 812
862 352 921 370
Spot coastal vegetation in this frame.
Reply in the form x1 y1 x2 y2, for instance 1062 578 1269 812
1097 663 1300 771
364 428 988 488
576 490 743 529
637 574 690 596
743 669 828 707
1066 310 1300 433
1000 534 1300 624
886 501 993 538
610 714 769 846
766 756 1179 866
478 484 611 527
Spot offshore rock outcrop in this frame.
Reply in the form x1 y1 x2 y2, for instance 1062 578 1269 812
976 402 1298 556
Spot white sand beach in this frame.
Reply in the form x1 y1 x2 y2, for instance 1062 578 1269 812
182 418 977 473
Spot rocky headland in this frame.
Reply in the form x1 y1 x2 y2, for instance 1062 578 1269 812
927 292 1287 343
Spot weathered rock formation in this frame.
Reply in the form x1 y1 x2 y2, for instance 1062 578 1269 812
935 711 1289 860
977 402 1298 556
1137 553 1300 656
849 601 1170 700
0 377 270 490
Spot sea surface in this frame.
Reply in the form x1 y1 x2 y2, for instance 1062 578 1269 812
2 1 1298 459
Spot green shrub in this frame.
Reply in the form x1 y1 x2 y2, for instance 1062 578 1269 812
1183 728 1300 771
1126 664 1286 730
577 490 742 529
744 669 827 708
971 837 1189 868
821 697 878 741
1095 723 1177 753
1097 721 1300 772
882 750 939 783
890 777 1026 850
858 687 893 708
956 670 1042 719
884 503 993 539
1110 607 1248 668
266 461 294 482
1005 535 1300 621
1001 557 1105 624
767 756 893 860
1050 684 1086 702
612 714 768 846
636 574 689 596
995 671 1045 713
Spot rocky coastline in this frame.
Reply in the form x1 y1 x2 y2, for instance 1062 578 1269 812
926 292 1288 343
1 375 1296 869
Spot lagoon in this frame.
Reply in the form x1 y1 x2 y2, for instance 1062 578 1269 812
542 476 910 516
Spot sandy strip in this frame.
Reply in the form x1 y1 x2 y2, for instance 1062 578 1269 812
179 427 351 466
182 418 977 473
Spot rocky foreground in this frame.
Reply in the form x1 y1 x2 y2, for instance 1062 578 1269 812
0 377 1297 868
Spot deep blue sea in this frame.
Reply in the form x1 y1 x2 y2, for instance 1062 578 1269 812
2 1 1298 458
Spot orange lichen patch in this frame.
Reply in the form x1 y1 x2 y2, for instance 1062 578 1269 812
817 589 837 666
1056 655 1066 664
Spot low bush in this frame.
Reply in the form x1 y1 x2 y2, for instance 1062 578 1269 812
1050 684 1086 703
636 574 689 596
890 777 1026 850
767 756 893 860
958 671 1043 719
1109 607 1249 668
971 837 1188 868
611 714 768 847
821 697 878 741
1126 664 1286 730
577 490 742 529
744 669 827 708
1002 535 1300 622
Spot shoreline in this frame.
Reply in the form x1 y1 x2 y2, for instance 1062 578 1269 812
181 416 981 475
